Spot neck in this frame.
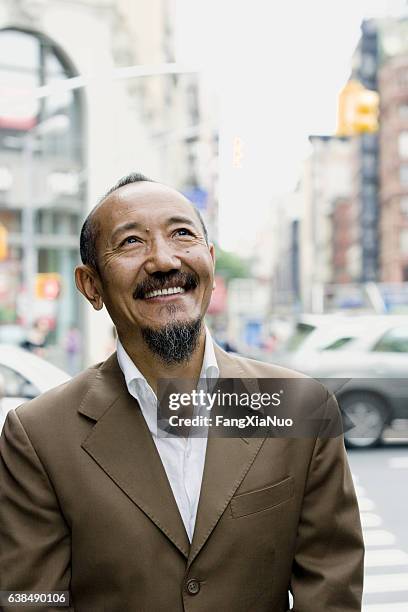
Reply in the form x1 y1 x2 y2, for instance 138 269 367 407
119 326 207 395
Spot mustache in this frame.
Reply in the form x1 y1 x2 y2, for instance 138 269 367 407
133 271 198 299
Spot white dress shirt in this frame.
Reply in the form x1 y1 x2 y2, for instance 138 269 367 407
116 327 219 542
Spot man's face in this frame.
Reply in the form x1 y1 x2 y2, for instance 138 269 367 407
84 182 215 341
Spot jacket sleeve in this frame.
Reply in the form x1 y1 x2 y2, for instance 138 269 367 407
289 393 364 611
0 409 74 612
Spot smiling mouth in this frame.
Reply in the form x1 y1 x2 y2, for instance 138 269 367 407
134 272 198 301
144 286 187 299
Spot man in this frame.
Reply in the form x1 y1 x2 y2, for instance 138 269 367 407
0 173 364 611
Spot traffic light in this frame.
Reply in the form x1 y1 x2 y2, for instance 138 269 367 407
0 223 8 261
354 88 379 133
337 80 379 136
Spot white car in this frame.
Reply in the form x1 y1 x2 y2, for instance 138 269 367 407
0 345 70 432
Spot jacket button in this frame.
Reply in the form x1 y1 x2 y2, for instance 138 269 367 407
186 578 200 595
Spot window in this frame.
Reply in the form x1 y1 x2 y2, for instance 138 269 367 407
362 133 378 153
373 327 408 353
361 53 376 77
397 70 408 88
399 132 408 158
0 28 81 155
285 323 315 352
0 30 39 130
362 153 376 174
323 337 354 351
400 165 408 186
363 184 376 199
400 229 408 255
401 196 408 216
362 207 377 225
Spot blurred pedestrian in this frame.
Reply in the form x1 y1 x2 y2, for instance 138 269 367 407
262 332 278 352
64 325 81 375
20 319 49 356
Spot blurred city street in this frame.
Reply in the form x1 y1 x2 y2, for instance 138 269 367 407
349 445 408 610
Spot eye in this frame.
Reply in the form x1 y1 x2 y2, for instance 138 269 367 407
173 227 194 237
121 235 141 246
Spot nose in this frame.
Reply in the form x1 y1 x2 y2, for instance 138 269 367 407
143 234 182 275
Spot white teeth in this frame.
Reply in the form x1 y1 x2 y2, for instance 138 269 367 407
144 286 186 299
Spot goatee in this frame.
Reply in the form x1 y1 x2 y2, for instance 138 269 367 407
141 318 203 365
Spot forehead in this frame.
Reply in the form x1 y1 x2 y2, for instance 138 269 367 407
95 182 198 234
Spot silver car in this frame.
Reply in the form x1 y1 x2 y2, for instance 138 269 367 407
281 316 408 448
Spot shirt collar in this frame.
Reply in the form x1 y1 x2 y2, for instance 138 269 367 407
117 325 219 395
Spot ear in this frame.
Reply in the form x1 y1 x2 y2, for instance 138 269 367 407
209 243 216 289
75 265 104 311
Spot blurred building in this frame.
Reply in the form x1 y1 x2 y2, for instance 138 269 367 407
345 20 380 283
298 20 381 312
298 16 408 313
331 196 355 284
379 54 408 281
226 277 271 353
347 17 408 285
269 194 301 314
299 135 353 310
0 0 218 367
251 193 301 316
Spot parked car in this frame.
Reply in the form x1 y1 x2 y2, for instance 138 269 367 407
277 316 408 448
0 345 70 432
272 314 398 370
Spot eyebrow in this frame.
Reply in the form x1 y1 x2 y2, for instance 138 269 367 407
111 216 199 243
111 221 144 243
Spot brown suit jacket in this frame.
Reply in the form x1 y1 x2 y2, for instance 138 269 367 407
0 345 364 612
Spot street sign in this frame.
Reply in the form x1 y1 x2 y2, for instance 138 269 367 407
35 273 61 300
0 223 8 261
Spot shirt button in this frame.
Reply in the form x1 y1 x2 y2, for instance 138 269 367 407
185 578 200 595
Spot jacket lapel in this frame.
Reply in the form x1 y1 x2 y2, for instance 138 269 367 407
187 345 267 567
79 354 190 558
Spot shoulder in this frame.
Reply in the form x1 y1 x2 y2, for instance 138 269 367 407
15 361 103 427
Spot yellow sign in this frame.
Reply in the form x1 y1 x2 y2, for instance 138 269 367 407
0 223 8 261
35 273 61 300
